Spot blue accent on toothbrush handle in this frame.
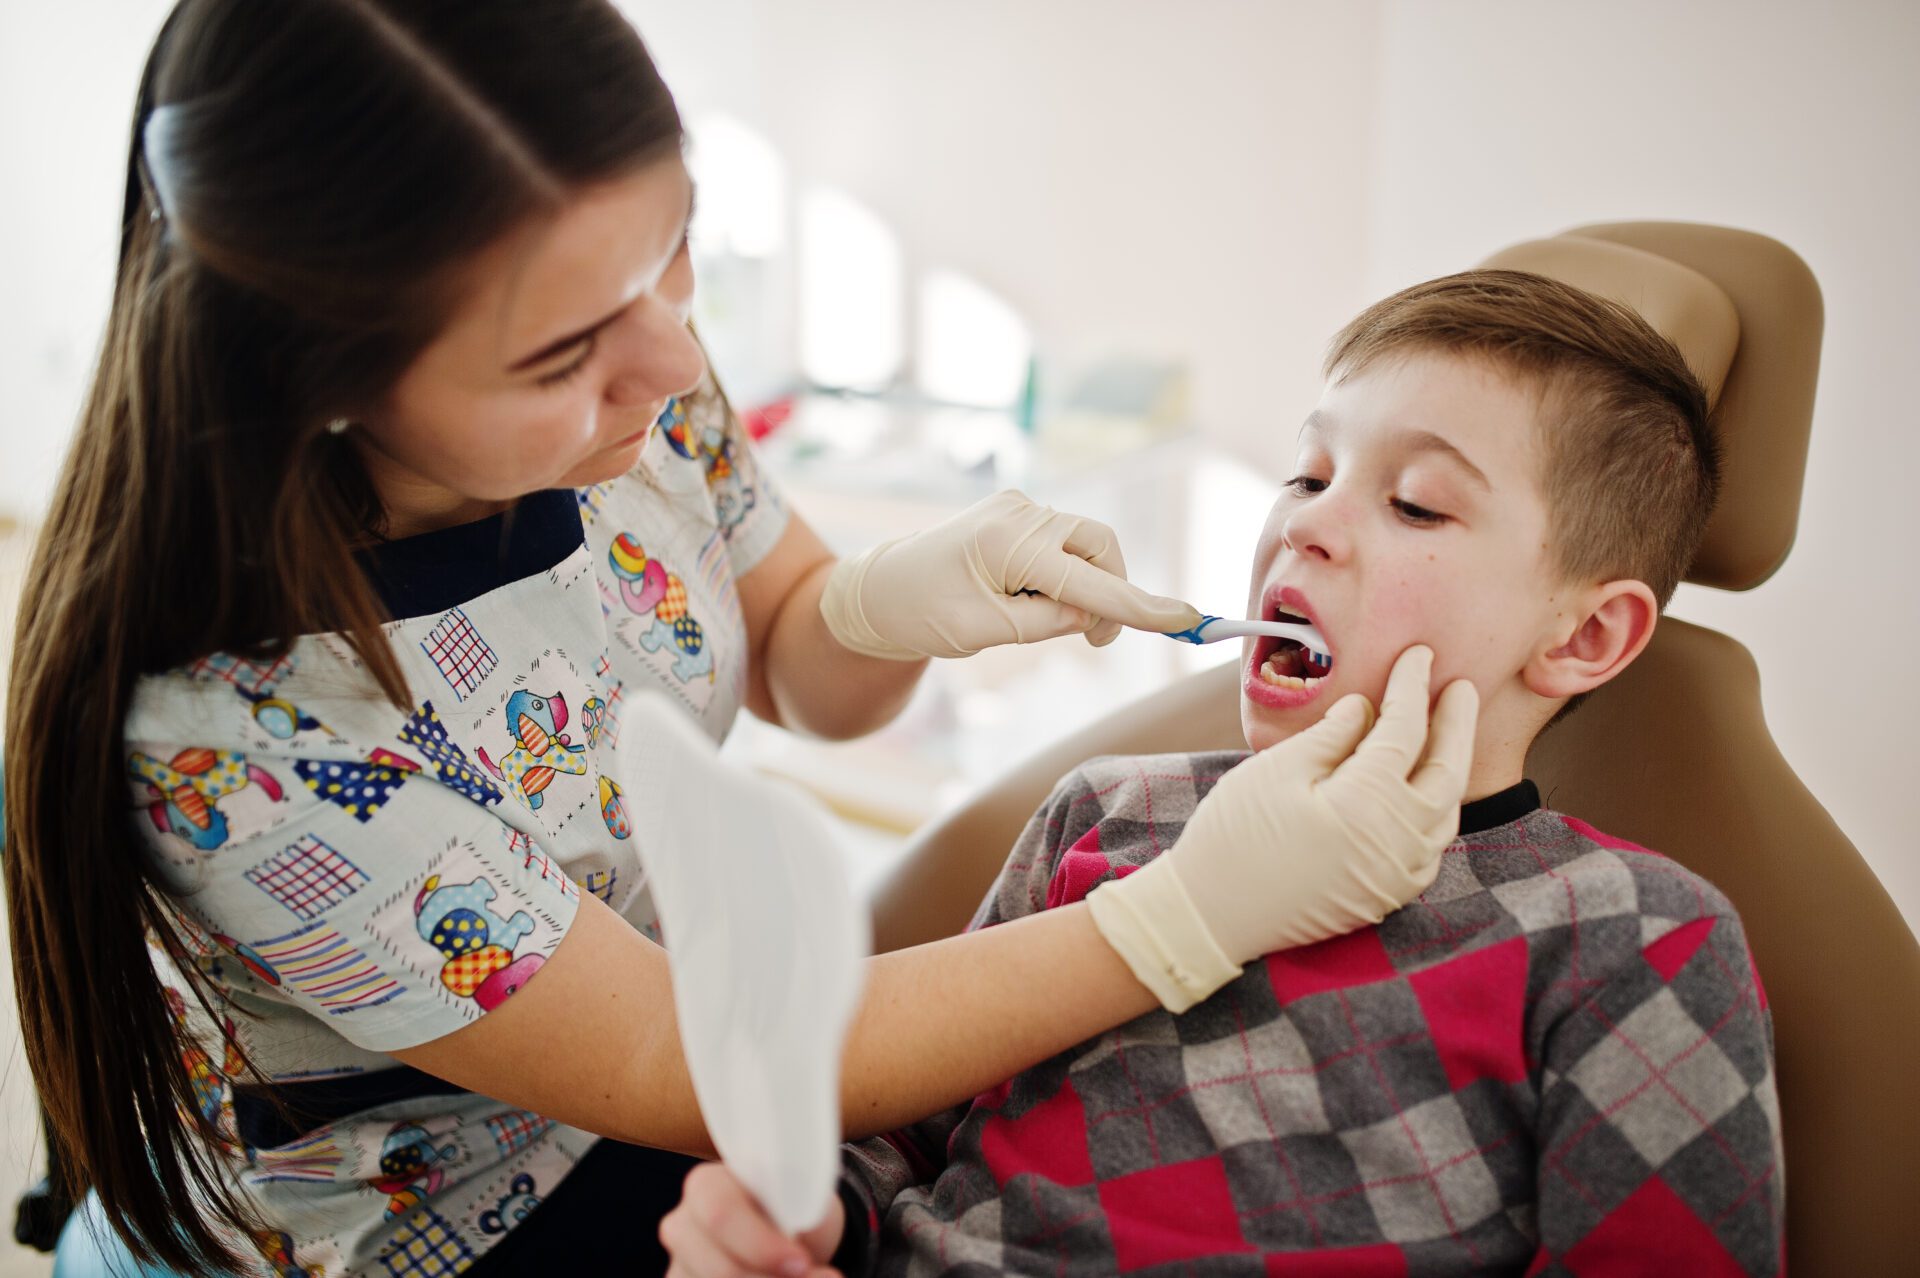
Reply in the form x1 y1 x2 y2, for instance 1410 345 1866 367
1165 615 1222 644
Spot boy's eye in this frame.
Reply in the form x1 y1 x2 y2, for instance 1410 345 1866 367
1391 497 1448 526
534 334 599 389
1284 475 1328 496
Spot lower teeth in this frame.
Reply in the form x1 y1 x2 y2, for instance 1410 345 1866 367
1260 659 1308 689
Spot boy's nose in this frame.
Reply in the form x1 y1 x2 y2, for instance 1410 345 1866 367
603 294 707 408
1280 496 1351 563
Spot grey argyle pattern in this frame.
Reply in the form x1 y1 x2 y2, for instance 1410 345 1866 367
837 752 1783 1276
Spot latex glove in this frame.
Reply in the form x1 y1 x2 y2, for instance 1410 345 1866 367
1086 646 1479 1011
819 489 1201 660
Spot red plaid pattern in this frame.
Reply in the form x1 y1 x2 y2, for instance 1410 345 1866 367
657 573 689 623
418 606 498 702
840 752 1782 1276
244 835 369 921
185 651 294 695
438 945 511 997
483 1108 557 1159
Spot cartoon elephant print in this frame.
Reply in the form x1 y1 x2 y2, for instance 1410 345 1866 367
372 1121 456 1219
413 874 545 1010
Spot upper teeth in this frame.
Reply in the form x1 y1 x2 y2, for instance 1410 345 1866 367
1274 610 1331 664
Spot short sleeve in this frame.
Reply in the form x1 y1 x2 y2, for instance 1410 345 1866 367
127 730 581 1055
662 363 790 578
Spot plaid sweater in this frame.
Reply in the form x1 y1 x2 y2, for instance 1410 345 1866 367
835 752 1784 1276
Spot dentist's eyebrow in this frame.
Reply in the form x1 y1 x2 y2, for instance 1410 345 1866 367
507 181 698 373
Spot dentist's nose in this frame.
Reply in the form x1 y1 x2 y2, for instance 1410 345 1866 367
603 296 706 408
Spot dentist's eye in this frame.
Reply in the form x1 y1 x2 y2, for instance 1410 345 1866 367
535 334 598 389
1391 497 1448 526
1284 475 1328 496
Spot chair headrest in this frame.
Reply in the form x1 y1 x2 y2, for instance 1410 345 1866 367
1479 223 1822 591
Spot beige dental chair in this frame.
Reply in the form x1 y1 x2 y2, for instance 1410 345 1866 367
871 223 1920 1277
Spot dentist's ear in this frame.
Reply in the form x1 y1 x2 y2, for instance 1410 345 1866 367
1522 580 1660 700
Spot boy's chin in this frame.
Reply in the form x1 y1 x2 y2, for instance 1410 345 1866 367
1240 696 1331 753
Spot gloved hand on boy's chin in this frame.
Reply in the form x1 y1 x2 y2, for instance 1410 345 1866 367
818 489 1201 660
1087 646 1479 1012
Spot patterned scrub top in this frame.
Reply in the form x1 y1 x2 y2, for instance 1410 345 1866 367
123 371 788 1277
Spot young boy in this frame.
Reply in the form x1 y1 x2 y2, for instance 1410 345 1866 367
665 270 1782 1276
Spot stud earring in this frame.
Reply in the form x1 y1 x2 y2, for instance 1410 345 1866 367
326 418 352 436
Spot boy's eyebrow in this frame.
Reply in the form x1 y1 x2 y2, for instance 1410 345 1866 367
1398 429 1493 491
1301 411 1493 492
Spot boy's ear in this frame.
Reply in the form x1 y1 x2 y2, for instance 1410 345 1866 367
1522 580 1659 701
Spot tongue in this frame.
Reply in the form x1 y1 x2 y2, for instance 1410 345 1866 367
1266 641 1310 678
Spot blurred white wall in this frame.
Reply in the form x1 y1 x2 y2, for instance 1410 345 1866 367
627 0 1385 453
632 0 1920 927
0 0 1913 929
0 0 171 517
1364 0 1920 936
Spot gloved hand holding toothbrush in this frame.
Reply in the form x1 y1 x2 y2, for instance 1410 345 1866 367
819 489 1202 660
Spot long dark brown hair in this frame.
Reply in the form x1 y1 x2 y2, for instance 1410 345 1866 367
4 0 681 1268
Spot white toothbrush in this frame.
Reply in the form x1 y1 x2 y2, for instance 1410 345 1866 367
1166 615 1333 666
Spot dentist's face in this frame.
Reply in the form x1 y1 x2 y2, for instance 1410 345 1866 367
362 155 705 536
1240 351 1568 752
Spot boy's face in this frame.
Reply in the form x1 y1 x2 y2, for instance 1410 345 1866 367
1241 350 1571 755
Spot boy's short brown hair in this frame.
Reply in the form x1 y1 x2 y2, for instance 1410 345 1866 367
1324 269 1719 610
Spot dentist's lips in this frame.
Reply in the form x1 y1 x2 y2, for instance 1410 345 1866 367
1242 585 1334 711
613 401 675 449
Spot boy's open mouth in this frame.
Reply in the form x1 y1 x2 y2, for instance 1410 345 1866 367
1253 602 1334 691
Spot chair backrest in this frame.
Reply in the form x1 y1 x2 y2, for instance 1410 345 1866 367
871 221 1920 1276
1487 222 1920 1276
1524 617 1919 1276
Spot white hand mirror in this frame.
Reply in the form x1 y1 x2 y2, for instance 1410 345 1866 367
623 691 869 1233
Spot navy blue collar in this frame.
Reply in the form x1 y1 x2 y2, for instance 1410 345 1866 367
356 488 584 621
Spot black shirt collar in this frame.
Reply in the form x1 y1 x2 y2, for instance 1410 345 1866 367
1459 779 1541 836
